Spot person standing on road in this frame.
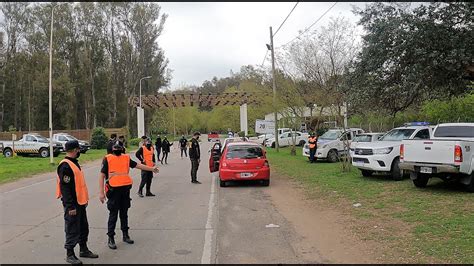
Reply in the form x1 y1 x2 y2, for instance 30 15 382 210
189 132 201 184
161 136 173 164
135 138 157 197
155 135 162 162
56 140 98 264
118 135 127 154
107 133 117 154
99 141 159 250
308 132 318 163
179 135 188 158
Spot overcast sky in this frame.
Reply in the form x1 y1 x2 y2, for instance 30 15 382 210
158 2 369 90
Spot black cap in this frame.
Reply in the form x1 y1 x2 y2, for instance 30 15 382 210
112 140 123 150
193 132 201 136
65 140 80 151
141 135 147 139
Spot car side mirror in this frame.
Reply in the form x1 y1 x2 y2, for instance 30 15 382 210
33 139 37 142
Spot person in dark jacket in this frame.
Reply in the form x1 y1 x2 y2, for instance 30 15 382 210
155 135 162 162
118 135 126 154
189 132 201 184
179 135 188 158
57 140 98 264
106 134 117 154
161 136 173 164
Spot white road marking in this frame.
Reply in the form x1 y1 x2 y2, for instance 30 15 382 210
201 172 217 264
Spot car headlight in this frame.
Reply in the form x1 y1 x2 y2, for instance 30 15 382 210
373 147 393 154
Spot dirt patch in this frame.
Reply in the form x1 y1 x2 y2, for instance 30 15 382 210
265 172 396 263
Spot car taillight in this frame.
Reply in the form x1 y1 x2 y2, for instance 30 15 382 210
264 160 269 167
400 144 404 160
454 145 462 163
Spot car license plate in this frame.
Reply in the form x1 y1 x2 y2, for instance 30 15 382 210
353 161 364 167
420 167 432 174
240 173 252 178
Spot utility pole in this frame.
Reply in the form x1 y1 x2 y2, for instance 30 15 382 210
269 26 279 152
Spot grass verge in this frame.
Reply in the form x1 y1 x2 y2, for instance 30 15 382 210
266 147 474 264
0 145 138 184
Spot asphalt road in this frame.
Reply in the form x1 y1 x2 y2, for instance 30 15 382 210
0 140 317 264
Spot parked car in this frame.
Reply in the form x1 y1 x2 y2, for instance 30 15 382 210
51 133 91 153
399 123 474 192
303 128 364 162
1 133 63 158
222 137 249 150
209 141 270 187
351 123 434 180
349 133 385 157
265 131 308 148
208 131 220 142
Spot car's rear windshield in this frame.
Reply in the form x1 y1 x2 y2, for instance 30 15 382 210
353 135 372 142
226 145 264 159
380 129 415 141
434 126 474 138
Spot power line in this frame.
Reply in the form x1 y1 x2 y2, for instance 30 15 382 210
261 50 269 67
273 2 299 38
279 2 338 48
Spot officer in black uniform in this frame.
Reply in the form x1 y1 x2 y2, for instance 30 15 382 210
107 133 117 154
57 140 98 264
189 132 201 184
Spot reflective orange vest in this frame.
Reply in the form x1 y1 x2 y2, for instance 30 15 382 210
106 154 133 187
56 159 89 205
142 145 155 167
308 136 317 149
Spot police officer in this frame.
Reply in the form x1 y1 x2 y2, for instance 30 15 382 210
179 135 188 158
56 140 98 264
107 133 117 154
99 141 159 250
189 132 201 184
135 138 156 197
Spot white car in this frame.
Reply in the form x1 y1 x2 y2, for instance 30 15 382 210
256 133 274 145
352 123 434 180
265 131 308 148
349 133 385 158
303 128 364 162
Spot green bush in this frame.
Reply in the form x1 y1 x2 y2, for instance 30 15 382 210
91 127 108 149
129 138 142 146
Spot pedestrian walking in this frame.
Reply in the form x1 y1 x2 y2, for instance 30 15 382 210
99 141 159 250
135 138 157 197
179 135 188 158
118 135 127 154
161 136 173 164
189 132 201 184
155 135 162 162
308 132 318 163
56 140 98 264
106 133 117 154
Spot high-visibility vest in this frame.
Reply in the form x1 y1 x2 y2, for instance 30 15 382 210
56 159 89 205
106 154 133 187
142 145 155 167
308 136 317 149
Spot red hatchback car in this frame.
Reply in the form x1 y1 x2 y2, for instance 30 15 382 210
209 142 270 187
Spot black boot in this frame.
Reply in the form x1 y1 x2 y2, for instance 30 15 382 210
123 232 134 244
66 249 83 264
137 191 144 198
108 236 117 249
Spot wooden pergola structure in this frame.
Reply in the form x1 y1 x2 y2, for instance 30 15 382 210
128 92 268 109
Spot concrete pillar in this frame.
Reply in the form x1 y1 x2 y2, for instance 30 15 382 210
240 103 248 136
137 106 145 138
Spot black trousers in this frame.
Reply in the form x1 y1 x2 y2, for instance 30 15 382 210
180 147 187 157
309 148 317 162
161 152 169 163
106 185 132 237
64 204 88 250
155 146 161 161
191 159 199 182
138 171 153 194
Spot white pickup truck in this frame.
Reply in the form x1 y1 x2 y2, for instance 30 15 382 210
399 123 474 192
1 133 63 158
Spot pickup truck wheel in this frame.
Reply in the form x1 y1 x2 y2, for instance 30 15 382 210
3 148 13 157
219 179 227 187
271 142 275 148
466 173 474 193
327 150 338 163
391 158 403 181
411 172 429 188
39 148 50 158
361 170 373 177
298 140 305 146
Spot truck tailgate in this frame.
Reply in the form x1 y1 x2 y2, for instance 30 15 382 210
403 140 456 164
